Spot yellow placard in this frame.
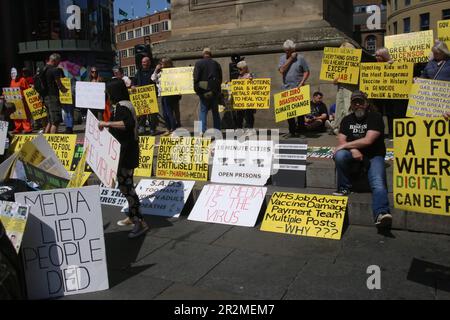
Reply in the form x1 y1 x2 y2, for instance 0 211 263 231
407 79 450 118
129 85 159 116
231 78 271 110
156 137 211 181
23 88 47 120
274 85 311 122
385 30 434 64
320 47 362 85
135 136 155 177
67 146 89 188
3 88 27 120
59 78 73 105
438 20 450 48
261 192 348 240
10 135 36 154
360 62 414 99
394 119 450 216
161 67 195 96
20 141 46 166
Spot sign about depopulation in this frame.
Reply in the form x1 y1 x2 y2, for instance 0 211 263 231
231 79 271 109
76 82 105 110
385 30 434 63
23 88 47 120
130 85 159 116
320 47 362 85
438 20 450 48
15 186 109 300
188 184 268 227
274 86 311 122
261 192 348 240
160 67 195 96
407 78 450 118
394 119 450 216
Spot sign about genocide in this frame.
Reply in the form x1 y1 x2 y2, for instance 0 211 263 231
135 136 155 177
3 87 27 120
59 78 73 105
261 192 348 240
76 82 105 110
23 88 47 120
320 47 362 85
160 67 195 96
360 62 414 99
156 137 211 181
385 30 434 64
394 119 450 216
231 79 271 109
130 85 159 116
15 186 109 300
0 121 7 155
274 86 311 122
188 184 268 227
438 20 450 48
406 78 450 118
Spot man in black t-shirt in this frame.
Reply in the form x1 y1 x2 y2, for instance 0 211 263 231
333 91 392 229
300 91 328 132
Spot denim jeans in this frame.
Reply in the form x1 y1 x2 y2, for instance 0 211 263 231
161 97 177 131
199 96 221 133
334 150 390 221
62 105 74 128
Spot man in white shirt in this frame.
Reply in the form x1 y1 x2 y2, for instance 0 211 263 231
113 66 132 88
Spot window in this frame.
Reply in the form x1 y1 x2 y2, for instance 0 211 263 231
394 0 398 11
118 33 126 42
128 48 135 57
120 50 128 59
129 65 136 77
151 23 160 34
393 21 398 34
403 17 411 33
143 26 151 35
161 21 169 31
443 9 450 20
404 0 411 6
123 67 129 77
365 36 377 53
420 13 430 31
135 28 142 38
128 31 134 40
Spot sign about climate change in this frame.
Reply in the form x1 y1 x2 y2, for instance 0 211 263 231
274 86 311 122
385 30 434 63
407 78 450 118
261 192 348 240
320 47 362 85
160 67 195 96
231 79 271 109
130 85 159 116
394 119 450 216
16 186 109 300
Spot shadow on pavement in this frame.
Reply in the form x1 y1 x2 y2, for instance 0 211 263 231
407 258 450 293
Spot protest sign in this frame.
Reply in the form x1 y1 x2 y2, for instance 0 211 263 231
272 141 307 188
3 87 27 120
135 136 155 177
160 67 195 96
407 78 450 118
16 186 109 300
67 146 88 188
130 85 159 116
68 171 91 188
261 192 347 240
320 47 362 85
385 30 434 63
156 137 211 181
0 201 29 253
188 184 267 227
10 134 36 153
23 88 47 120
394 119 450 216
274 86 311 122
0 153 18 182
231 79 271 109
45 135 77 171
438 20 450 48
100 184 127 207
0 121 7 155
360 62 414 99
76 82 106 110
59 78 73 105
23 162 70 190
71 143 92 172
211 140 273 186
84 110 120 188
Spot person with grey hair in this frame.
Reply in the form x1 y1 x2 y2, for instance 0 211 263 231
421 41 450 81
113 66 132 88
235 60 256 129
278 39 310 137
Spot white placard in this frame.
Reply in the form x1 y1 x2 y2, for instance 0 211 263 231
76 82 106 110
0 121 8 155
100 183 127 207
15 186 109 300
188 184 267 227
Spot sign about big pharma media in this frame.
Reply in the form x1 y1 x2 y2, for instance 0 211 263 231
261 192 348 240
15 186 109 300
394 119 450 216
406 79 450 118
385 30 434 64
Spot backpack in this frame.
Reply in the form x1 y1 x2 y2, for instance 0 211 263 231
33 66 49 97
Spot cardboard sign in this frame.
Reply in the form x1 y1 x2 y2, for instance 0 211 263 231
59 78 73 105
16 186 109 300
407 79 450 118
0 200 29 253
45 134 77 171
320 47 362 85
76 82 106 110
394 119 450 216
130 85 159 116
23 162 70 190
385 30 434 63
135 136 155 177
160 67 195 96
274 86 311 122
23 88 47 120
231 79 271 109
437 20 450 49
0 121 7 155
0 153 18 182
188 184 268 227
211 140 273 186
3 87 27 120
360 62 414 99
156 137 211 181
71 143 93 172
67 146 88 188
68 171 91 188
261 192 347 240
100 184 127 207
272 141 307 188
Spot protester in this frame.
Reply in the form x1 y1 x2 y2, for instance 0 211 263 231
333 90 392 229
301 91 328 132
235 60 256 129
88 66 105 120
113 66 132 88
98 79 149 238
278 39 310 137
421 41 450 81
194 47 223 133
9 68 33 134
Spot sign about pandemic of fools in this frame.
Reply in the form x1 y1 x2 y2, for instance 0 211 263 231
261 192 348 240
231 79 271 109
320 47 362 85
360 62 414 99
394 119 450 216
160 67 195 96
23 88 47 120
15 186 109 300
130 85 159 116
385 30 434 63
274 86 311 122
438 20 450 48
407 79 450 118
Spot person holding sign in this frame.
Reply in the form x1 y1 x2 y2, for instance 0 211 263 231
235 60 256 129
421 41 450 81
278 40 310 137
333 91 392 229
10 68 33 134
98 79 149 239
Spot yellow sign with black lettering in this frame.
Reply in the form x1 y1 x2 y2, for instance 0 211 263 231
274 85 311 122
320 47 362 85
130 85 159 116
3 88 27 120
438 20 450 48
161 67 195 96
385 30 434 63
59 78 73 105
68 146 89 188
407 79 450 118
135 136 155 177
231 78 271 110
24 88 47 120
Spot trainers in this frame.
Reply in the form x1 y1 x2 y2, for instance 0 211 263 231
375 213 393 228
325 120 333 130
117 217 134 227
128 219 149 239
333 188 352 196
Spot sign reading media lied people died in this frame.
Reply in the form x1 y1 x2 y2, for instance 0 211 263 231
406 78 450 118
394 119 450 216
320 47 362 85
385 30 434 64
274 86 311 122
231 79 271 109
261 192 348 240
15 186 109 300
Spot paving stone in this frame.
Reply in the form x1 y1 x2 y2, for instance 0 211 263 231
405 212 450 235
155 283 252 300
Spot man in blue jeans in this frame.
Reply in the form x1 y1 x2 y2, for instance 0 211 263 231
333 91 392 229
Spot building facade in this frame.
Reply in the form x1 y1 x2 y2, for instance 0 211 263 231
354 0 387 54
115 10 171 77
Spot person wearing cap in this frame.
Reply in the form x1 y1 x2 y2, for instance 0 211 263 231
193 48 223 133
421 41 450 81
333 90 392 229
235 60 256 129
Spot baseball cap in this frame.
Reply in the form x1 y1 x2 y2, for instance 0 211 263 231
351 90 367 102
